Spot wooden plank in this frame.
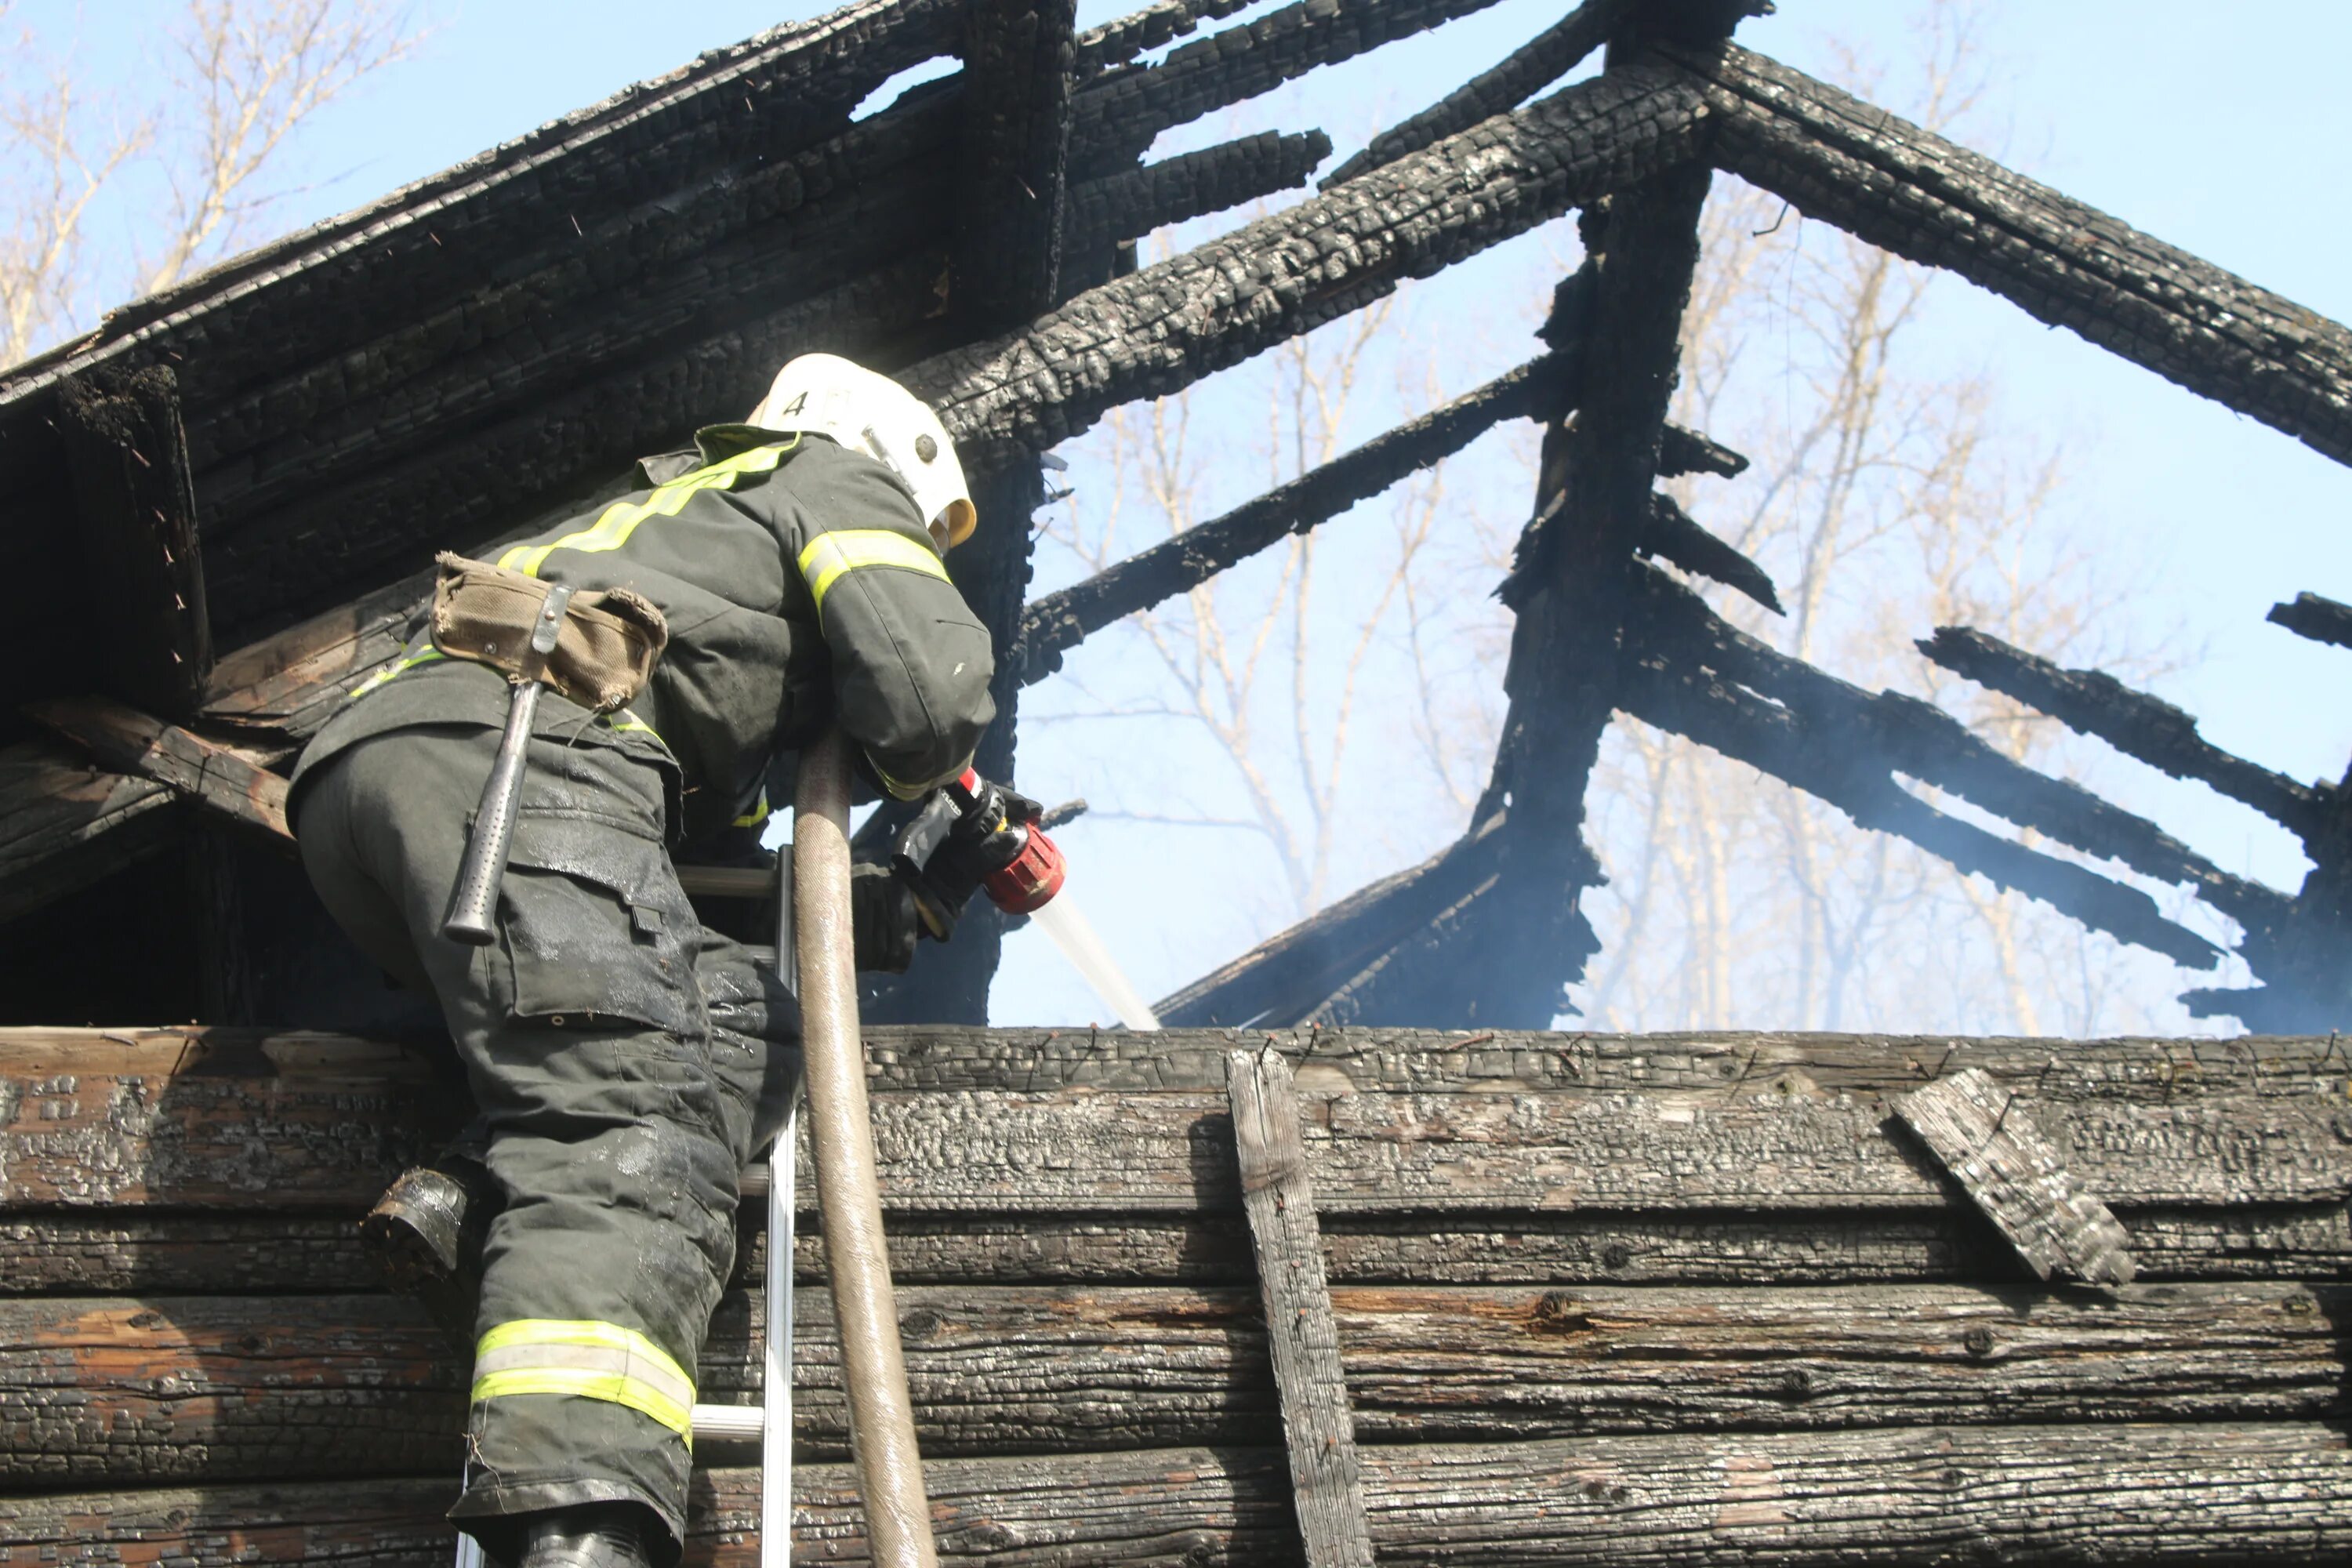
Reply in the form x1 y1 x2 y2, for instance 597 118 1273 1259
54 367 213 721
25 696 292 848
9 1423 2351 1566
9 1282 2339 1486
6 1062 2347 1214
1896 1067 2137 1287
1229 1051 1374 1568
0 739 180 926
11 1022 2352 1102
9 1197 2349 1298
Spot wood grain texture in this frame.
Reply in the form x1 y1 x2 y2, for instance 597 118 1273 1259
0 740 180 927
5 1280 2340 1486
9 1423 2350 1565
24 697 291 848
1229 1051 1373 1567
1896 1067 2136 1287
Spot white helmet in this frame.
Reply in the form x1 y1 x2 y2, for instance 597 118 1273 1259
749 354 976 547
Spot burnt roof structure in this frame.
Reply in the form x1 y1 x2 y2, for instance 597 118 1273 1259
3 0 2347 1038
2 4 2351 1560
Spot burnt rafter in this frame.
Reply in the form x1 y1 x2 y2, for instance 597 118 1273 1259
1070 0 1510 177
1919 626 2331 844
2269 590 2352 652
915 61 1712 449
1675 40 2352 472
956 2 1080 324
1066 129 1334 258
1321 0 1631 187
1074 0 1258 78
1615 568 2221 971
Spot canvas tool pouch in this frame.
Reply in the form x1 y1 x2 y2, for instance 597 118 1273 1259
430 552 668 711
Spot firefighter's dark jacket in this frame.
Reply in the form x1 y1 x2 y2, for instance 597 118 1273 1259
290 427 996 842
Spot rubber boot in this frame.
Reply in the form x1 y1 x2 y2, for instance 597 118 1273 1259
513 1504 660 1568
361 1156 496 1351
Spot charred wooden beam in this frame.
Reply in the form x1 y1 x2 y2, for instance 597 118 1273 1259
1069 0 1508 178
957 2 1078 323
14 1071 2342 1216
10 1199 2350 1299
25 696 292 850
1018 358 1563 685
1230 1051 1376 1568
1637 492 1779 611
0 740 180 927
15 1020 2346 1103
1920 624 2329 844
915 61 1712 450
1323 0 1631 187
198 570 431 753
6 1280 2340 1486
13 1424 2352 1566
2270 590 2352 651
0 0 961 432
1656 421 1748 478
1075 0 1258 77
1066 129 1334 255
1616 572 2226 970
1679 40 2352 471
1641 569 2284 934
54 367 212 721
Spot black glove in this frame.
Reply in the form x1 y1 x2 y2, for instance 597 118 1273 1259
891 776 1044 941
849 863 920 973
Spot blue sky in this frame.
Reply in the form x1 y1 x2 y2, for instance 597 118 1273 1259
25 0 2352 1025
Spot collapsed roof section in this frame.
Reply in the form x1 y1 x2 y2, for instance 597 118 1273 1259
2 0 2348 1033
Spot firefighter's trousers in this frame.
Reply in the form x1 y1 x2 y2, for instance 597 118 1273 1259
292 720 798 1556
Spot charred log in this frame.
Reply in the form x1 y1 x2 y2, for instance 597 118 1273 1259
956 2 1078 323
1069 0 1508 178
1075 0 1258 77
1066 129 1334 260
1679 40 2352 471
2268 590 2352 652
1919 625 2328 844
914 62 1712 449
1322 0 1630 187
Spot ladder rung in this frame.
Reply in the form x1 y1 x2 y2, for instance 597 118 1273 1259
691 1403 764 1443
677 863 774 898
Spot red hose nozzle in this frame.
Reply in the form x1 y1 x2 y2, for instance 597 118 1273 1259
983 822 1065 913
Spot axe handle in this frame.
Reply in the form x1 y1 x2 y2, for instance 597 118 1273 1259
441 677 543 946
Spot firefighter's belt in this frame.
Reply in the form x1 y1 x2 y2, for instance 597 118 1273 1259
430 553 668 712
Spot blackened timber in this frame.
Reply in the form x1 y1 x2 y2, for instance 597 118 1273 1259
1230 1051 1376 1568
55 368 212 722
1017 360 1564 684
957 2 1078 323
1656 421 1748 478
10 1282 2345 1486
1069 0 1509 178
1616 573 2223 968
1896 1068 2137 1288
1639 492 1780 612
2270 590 2352 651
18 1021 2350 1103
25 697 292 848
1454 162 1715 1027
914 61 1713 448
1680 41 2352 471
0 0 961 434
204 249 950 633
14 1425 2352 1566
1066 129 1334 256
1921 624 2328 842
198 570 432 752
10 1202 2350 1298
1640 571 2283 936
1075 0 1257 76
1323 0 1630 186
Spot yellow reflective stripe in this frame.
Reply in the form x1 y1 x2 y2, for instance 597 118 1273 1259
471 1319 695 1443
499 441 797 578
796 528 949 617
470 1368 695 1442
731 786 770 829
869 751 972 802
602 708 662 744
348 647 445 699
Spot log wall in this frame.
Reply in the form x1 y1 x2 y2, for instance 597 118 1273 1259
1 1025 2347 1563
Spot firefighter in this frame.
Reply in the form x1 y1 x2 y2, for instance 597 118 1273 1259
288 354 1000 1567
